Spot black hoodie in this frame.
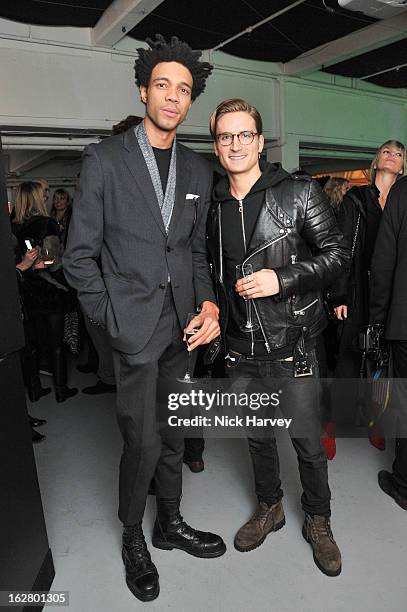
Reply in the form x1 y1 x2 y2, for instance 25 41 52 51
212 161 292 357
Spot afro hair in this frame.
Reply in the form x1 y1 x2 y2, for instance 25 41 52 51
134 34 213 101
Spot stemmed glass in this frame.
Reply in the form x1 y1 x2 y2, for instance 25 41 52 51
177 312 200 383
236 263 259 332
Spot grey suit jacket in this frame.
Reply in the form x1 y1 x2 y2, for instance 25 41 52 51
63 127 216 354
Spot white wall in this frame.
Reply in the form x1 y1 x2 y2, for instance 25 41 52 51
1 16 407 173
0 19 279 140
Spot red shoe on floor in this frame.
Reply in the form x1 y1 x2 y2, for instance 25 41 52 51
322 422 336 461
369 425 386 451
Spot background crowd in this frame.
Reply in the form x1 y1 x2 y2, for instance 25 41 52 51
9 137 405 464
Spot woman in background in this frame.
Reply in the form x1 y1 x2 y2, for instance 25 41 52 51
324 177 350 214
12 181 78 403
319 177 351 459
14 238 49 442
51 188 72 248
330 140 406 451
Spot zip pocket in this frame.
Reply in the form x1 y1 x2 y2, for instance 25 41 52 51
293 298 318 316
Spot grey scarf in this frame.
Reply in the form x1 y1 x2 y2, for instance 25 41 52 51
134 121 177 234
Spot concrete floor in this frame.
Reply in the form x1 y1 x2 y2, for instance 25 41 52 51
31 368 407 612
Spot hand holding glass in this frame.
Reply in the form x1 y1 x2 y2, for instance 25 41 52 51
177 312 200 383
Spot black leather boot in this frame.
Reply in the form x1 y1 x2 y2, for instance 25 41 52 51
29 415 47 428
31 427 46 444
53 347 78 403
55 386 78 403
122 524 159 602
152 497 226 558
28 386 52 403
21 346 51 402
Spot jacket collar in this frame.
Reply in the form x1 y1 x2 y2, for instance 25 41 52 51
121 127 191 239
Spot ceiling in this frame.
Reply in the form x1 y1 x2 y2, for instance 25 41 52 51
1 0 406 180
1 0 406 88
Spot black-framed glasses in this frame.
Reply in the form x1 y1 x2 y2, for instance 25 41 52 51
216 131 258 146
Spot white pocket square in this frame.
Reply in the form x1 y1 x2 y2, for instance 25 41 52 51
186 193 200 200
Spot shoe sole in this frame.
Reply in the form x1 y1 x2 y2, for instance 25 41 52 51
234 517 286 552
183 462 205 473
302 527 342 577
378 476 407 511
152 539 226 558
125 577 159 602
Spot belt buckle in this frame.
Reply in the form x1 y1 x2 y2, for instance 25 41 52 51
294 359 313 378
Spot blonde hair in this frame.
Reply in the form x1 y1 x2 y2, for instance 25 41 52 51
209 98 262 139
51 188 70 216
36 178 49 191
14 181 48 224
370 140 406 184
324 177 350 211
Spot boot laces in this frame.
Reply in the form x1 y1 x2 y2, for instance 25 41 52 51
123 525 150 557
248 503 273 528
309 515 334 544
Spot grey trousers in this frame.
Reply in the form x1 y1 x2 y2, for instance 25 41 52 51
113 286 192 525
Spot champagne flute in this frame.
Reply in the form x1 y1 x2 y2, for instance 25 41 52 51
177 312 199 383
236 263 259 332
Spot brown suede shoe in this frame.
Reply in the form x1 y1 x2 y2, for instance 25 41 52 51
302 514 342 577
234 501 285 552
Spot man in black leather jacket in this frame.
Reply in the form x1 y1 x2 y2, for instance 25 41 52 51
207 99 349 576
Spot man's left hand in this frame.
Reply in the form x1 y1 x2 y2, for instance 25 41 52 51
235 269 280 299
184 301 220 351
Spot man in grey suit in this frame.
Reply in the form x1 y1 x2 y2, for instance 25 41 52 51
64 35 225 602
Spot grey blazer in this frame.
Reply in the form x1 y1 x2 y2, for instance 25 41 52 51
63 127 216 354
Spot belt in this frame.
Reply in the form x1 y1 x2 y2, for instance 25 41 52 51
226 351 293 363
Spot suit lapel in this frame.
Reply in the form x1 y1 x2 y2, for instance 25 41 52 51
167 144 191 237
121 128 166 237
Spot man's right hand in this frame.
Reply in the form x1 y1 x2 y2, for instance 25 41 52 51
334 305 347 320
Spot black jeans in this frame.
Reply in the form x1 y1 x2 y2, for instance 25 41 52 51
22 310 67 393
226 348 331 516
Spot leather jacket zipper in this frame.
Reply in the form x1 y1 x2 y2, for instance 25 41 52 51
216 201 289 357
293 297 318 316
238 199 254 355
218 205 224 283
243 230 289 354
242 231 288 266
238 200 247 253
251 300 271 353
216 206 229 350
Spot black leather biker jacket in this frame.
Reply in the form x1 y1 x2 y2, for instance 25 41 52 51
207 174 350 355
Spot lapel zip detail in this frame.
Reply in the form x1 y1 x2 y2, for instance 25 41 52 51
244 231 289 354
243 231 288 266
